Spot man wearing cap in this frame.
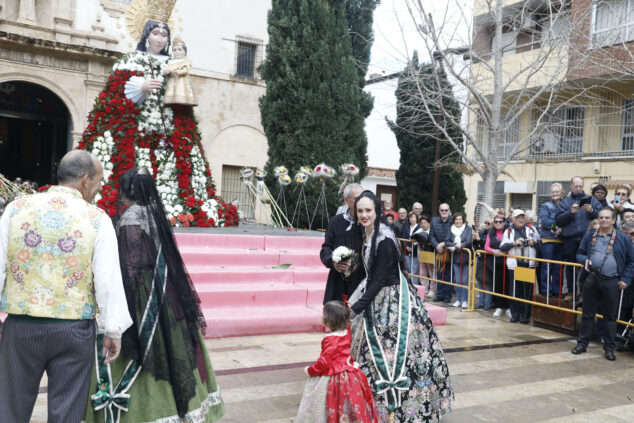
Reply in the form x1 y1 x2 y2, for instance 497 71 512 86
500 209 540 323
556 176 602 302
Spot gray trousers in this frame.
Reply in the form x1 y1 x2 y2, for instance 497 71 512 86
0 316 96 423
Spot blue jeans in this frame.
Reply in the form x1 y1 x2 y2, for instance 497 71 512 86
405 255 419 284
540 241 563 295
453 262 469 303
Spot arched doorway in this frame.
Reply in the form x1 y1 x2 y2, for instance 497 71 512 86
0 81 71 187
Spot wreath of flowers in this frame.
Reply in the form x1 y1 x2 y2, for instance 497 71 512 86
77 53 238 227
340 163 359 177
294 171 308 184
278 174 292 186
274 166 288 177
313 163 336 179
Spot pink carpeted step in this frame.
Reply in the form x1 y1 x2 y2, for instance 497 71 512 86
264 235 324 251
292 268 329 284
196 283 309 308
202 306 325 338
425 303 447 325
188 267 295 285
277 252 323 267
180 249 281 267
175 233 265 250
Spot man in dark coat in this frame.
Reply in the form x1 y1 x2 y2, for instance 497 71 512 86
430 203 453 303
320 184 366 303
556 176 601 301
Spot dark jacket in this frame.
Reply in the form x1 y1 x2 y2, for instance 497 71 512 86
320 213 366 303
429 215 452 249
577 229 634 286
351 238 400 314
445 225 473 265
555 191 601 239
401 223 420 256
539 200 562 240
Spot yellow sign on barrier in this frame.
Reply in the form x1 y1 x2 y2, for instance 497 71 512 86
514 266 536 284
419 251 435 265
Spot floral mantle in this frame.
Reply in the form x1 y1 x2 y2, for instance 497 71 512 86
78 52 238 227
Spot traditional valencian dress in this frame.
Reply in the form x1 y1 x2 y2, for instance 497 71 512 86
350 224 454 422
83 205 224 423
296 327 379 422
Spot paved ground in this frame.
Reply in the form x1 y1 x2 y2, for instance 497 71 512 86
30 306 634 422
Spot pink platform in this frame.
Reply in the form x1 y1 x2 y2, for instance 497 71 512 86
174 232 446 338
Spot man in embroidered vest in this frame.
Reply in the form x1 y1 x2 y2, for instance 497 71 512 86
572 208 634 361
0 150 133 422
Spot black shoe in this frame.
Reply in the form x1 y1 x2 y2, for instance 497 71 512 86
433 296 443 302
520 317 529 324
605 350 616 361
571 345 587 355
510 316 520 323
443 298 452 304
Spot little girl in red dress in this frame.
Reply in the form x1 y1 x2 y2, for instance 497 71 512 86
296 300 379 423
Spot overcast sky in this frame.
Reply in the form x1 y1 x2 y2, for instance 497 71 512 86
364 0 472 170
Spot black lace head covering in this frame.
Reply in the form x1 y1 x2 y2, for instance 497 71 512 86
117 168 207 339
136 19 171 55
354 190 382 282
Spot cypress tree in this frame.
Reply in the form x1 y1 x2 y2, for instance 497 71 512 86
260 0 369 228
345 0 381 118
388 52 466 215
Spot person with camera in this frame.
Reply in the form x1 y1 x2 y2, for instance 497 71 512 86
500 209 540 323
555 176 602 302
572 208 634 361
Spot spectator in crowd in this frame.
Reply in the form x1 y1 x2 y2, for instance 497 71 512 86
539 183 564 296
402 211 421 284
473 218 491 310
501 209 540 324
613 185 634 227
412 202 423 219
385 214 394 225
572 208 634 361
506 206 515 227
416 215 436 299
393 207 407 234
430 203 453 303
592 184 610 209
446 212 473 309
485 214 510 315
556 176 602 302
383 199 398 220
621 210 634 229
617 221 634 336
525 209 538 228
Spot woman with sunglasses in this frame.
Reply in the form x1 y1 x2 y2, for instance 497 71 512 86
485 214 510 316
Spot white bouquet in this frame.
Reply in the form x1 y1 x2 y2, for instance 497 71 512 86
332 246 357 278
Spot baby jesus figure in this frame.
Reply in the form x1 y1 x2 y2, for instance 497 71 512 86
164 37 198 106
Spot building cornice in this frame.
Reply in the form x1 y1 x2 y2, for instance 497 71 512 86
0 31 121 61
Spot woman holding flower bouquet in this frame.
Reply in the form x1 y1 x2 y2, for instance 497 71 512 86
349 191 453 422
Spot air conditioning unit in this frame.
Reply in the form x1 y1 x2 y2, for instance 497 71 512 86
513 15 538 31
531 132 560 154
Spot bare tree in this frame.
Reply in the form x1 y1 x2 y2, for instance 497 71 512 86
393 0 634 208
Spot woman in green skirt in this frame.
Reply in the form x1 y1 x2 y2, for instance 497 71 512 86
84 168 224 423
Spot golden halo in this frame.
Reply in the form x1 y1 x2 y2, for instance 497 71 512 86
125 0 176 43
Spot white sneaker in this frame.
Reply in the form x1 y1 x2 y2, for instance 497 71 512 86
427 290 436 298
493 308 503 317
461 301 468 308
505 309 512 318
452 300 461 307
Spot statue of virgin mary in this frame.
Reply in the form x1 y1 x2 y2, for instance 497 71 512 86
78 2 236 227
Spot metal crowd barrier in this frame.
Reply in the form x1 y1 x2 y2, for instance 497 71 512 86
396 236 633 328
471 249 634 329
397 236 472 305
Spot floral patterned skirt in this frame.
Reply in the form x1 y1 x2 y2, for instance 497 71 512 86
297 369 379 423
351 283 454 422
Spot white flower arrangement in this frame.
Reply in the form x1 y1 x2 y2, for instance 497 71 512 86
340 163 359 176
332 246 354 263
294 171 308 184
313 163 336 179
135 147 154 176
278 174 291 186
274 166 288 177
